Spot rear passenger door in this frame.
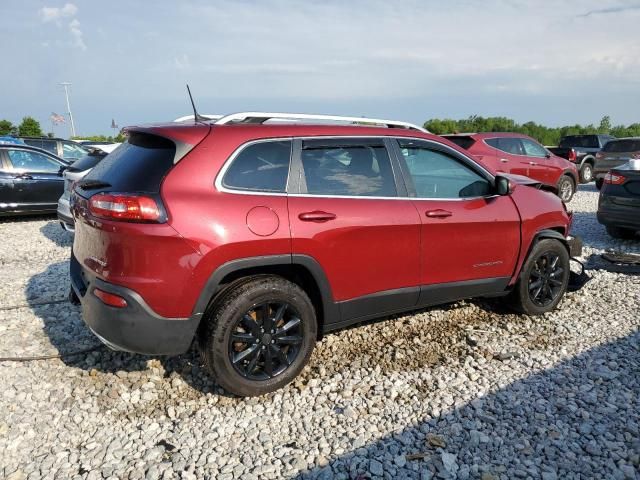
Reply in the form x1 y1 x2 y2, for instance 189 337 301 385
487 137 530 178
288 138 421 324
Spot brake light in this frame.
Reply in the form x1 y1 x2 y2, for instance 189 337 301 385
568 149 577 161
93 288 128 308
89 193 161 222
604 172 626 185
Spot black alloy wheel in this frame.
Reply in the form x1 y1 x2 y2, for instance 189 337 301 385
229 302 303 380
528 252 565 307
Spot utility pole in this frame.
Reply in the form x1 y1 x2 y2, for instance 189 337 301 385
60 82 77 138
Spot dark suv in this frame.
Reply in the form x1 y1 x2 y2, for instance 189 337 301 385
20 137 89 162
70 113 580 396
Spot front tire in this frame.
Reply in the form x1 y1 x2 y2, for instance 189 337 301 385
200 275 317 397
579 162 594 183
508 239 570 315
557 175 575 202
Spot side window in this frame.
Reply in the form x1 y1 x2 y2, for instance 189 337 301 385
398 140 491 199
485 138 499 149
222 140 291 192
62 142 87 160
521 138 548 157
300 143 397 197
6 150 60 172
497 138 525 155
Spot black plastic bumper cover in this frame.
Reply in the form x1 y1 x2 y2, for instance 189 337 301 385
597 208 640 231
70 252 200 355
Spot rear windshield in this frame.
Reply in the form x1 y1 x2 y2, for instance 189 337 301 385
602 139 640 153
442 136 475 150
558 135 599 148
82 133 175 193
67 152 107 172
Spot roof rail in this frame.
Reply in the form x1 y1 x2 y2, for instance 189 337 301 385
173 114 222 123
214 112 429 133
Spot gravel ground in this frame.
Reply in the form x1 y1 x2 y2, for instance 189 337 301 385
1 185 639 480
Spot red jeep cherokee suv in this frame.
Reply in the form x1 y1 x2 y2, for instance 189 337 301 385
70 113 581 396
443 133 579 203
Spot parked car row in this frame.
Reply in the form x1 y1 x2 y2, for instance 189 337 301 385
548 134 615 183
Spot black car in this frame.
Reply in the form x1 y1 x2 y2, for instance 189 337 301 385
18 137 90 162
0 144 69 216
597 161 640 239
548 134 615 183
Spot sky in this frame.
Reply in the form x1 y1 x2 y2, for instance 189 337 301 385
1 0 639 137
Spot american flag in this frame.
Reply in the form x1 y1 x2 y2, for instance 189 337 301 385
51 112 65 125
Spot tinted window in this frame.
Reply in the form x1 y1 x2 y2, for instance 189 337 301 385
6 149 60 172
521 139 548 157
67 152 106 173
82 133 175 193
496 138 525 155
222 141 292 192
22 138 57 154
602 139 640 153
398 140 490 199
559 135 599 149
442 135 475 150
300 144 396 197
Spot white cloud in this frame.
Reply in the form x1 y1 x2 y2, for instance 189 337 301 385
38 3 85 50
39 3 78 23
68 18 86 51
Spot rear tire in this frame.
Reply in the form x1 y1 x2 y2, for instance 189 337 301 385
579 162 594 183
606 226 637 240
200 275 316 397
595 178 604 190
557 175 575 202
507 239 570 315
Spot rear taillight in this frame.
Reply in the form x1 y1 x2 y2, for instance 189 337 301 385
89 193 161 222
568 149 577 161
604 172 626 185
93 288 128 308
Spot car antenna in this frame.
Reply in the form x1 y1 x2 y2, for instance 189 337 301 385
186 84 207 123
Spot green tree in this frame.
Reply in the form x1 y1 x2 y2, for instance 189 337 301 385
18 117 43 137
598 115 612 134
0 119 15 136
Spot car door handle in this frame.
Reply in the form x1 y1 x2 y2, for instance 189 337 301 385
13 174 33 180
298 211 337 222
500 158 509 163
425 209 452 218
529 161 538 165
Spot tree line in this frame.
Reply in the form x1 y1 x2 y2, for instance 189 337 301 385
0 117 125 142
424 115 640 145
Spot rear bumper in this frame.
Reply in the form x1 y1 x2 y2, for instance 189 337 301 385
57 198 75 232
70 252 200 355
597 206 640 231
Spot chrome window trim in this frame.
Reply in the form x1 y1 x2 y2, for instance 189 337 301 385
215 135 496 202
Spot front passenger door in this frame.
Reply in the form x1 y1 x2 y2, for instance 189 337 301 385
394 138 520 300
5 149 64 211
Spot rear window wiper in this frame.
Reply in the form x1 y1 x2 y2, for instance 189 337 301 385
77 180 112 190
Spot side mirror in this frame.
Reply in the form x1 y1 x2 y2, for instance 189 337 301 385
545 152 551 158
495 175 511 196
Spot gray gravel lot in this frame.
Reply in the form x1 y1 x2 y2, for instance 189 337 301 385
1 185 639 480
